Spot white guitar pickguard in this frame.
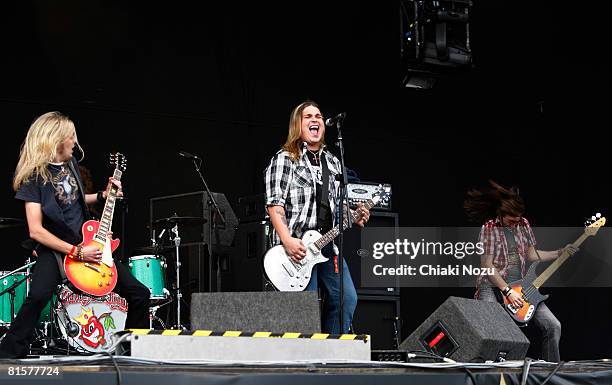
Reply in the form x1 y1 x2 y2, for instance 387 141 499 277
100 237 114 268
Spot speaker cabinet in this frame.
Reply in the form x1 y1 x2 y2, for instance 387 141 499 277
227 220 272 291
191 291 320 333
399 297 529 362
344 212 400 296
149 191 238 247
352 295 401 350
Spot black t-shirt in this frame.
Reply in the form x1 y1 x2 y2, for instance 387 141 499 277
15 161 86 245
306 150 333 233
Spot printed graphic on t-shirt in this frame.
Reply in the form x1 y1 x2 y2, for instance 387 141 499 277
312 164 322 185
52 167 79 206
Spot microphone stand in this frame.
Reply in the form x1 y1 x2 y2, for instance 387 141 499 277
334 117 351 333
190 157 226 292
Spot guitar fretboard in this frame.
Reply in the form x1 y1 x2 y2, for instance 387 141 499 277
313 199 376 250
94 168 122 243
532 232 589 288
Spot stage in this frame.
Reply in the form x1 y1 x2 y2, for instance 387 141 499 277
1 356 612 385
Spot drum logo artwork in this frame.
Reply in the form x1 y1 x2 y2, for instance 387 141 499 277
74 307 112 348
59 287 128 352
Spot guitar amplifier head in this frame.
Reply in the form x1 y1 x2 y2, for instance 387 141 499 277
347 182 392 211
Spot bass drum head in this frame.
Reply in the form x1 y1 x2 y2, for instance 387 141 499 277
56 286 128 353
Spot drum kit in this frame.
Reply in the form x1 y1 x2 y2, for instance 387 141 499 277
0 214 206 354
129 214 208 329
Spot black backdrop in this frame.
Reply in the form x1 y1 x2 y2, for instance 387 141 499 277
1 1 609 359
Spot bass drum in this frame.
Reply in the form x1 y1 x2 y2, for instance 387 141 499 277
0 272 27 326
56 286 128 353
0 271 58 328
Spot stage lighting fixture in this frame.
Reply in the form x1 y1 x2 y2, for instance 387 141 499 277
400 0 473 89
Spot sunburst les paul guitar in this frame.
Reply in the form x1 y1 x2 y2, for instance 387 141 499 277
263 185 391 291
64 153 126 296
500 213 605 325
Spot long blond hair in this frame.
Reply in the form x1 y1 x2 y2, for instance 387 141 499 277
282 100 325 161
13 112 83 191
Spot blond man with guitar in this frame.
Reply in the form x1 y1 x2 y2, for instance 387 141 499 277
0 112 150 359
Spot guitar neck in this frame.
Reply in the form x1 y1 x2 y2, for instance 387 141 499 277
313 199 375 250
532 232 589 288
93 169 122 243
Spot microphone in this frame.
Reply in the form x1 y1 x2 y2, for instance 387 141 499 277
325 112 347 126
178 151 201 161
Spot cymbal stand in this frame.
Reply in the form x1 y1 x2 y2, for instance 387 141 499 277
0 261 36 282
25 257 31 295
169 223 184 329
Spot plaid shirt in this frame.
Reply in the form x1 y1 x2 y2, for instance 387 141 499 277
476 217 537 290
264 143 343 246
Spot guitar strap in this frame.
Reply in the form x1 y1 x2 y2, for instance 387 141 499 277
52 250 69 284
317 153 331 227
518 223 542 261
67 158 91 219
56 159 88 289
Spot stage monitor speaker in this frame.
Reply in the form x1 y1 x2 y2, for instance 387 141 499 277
191 291 320 333
344 211 400 296
399 297 529 362
352 295 401 350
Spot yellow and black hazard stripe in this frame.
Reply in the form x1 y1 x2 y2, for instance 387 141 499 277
128 329 368 341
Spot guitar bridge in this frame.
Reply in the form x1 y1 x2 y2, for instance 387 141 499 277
84 263 101 273
506 303 519 314
281 264 294 277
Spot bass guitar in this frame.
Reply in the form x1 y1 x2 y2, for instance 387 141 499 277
500 213 605 325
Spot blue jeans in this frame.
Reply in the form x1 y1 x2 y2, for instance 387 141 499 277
478 285 561 362
305 243 357 334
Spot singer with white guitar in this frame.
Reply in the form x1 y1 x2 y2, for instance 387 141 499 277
264 101 369 334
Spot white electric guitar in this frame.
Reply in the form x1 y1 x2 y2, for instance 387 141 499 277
263 185 391 291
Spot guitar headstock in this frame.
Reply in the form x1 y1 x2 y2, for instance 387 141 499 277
109 153 127 172
370 184 392 206
584 213 606 236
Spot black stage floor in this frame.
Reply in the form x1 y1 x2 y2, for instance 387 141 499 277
1 357 611 385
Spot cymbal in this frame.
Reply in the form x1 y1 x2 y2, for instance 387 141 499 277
131 245 173 255
153 215 207 229
0 217 25 229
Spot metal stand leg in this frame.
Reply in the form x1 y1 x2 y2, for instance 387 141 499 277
149 306 166 330
171 224 184 329
9 289 15 324
25 257 31 296
47 296 56 349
